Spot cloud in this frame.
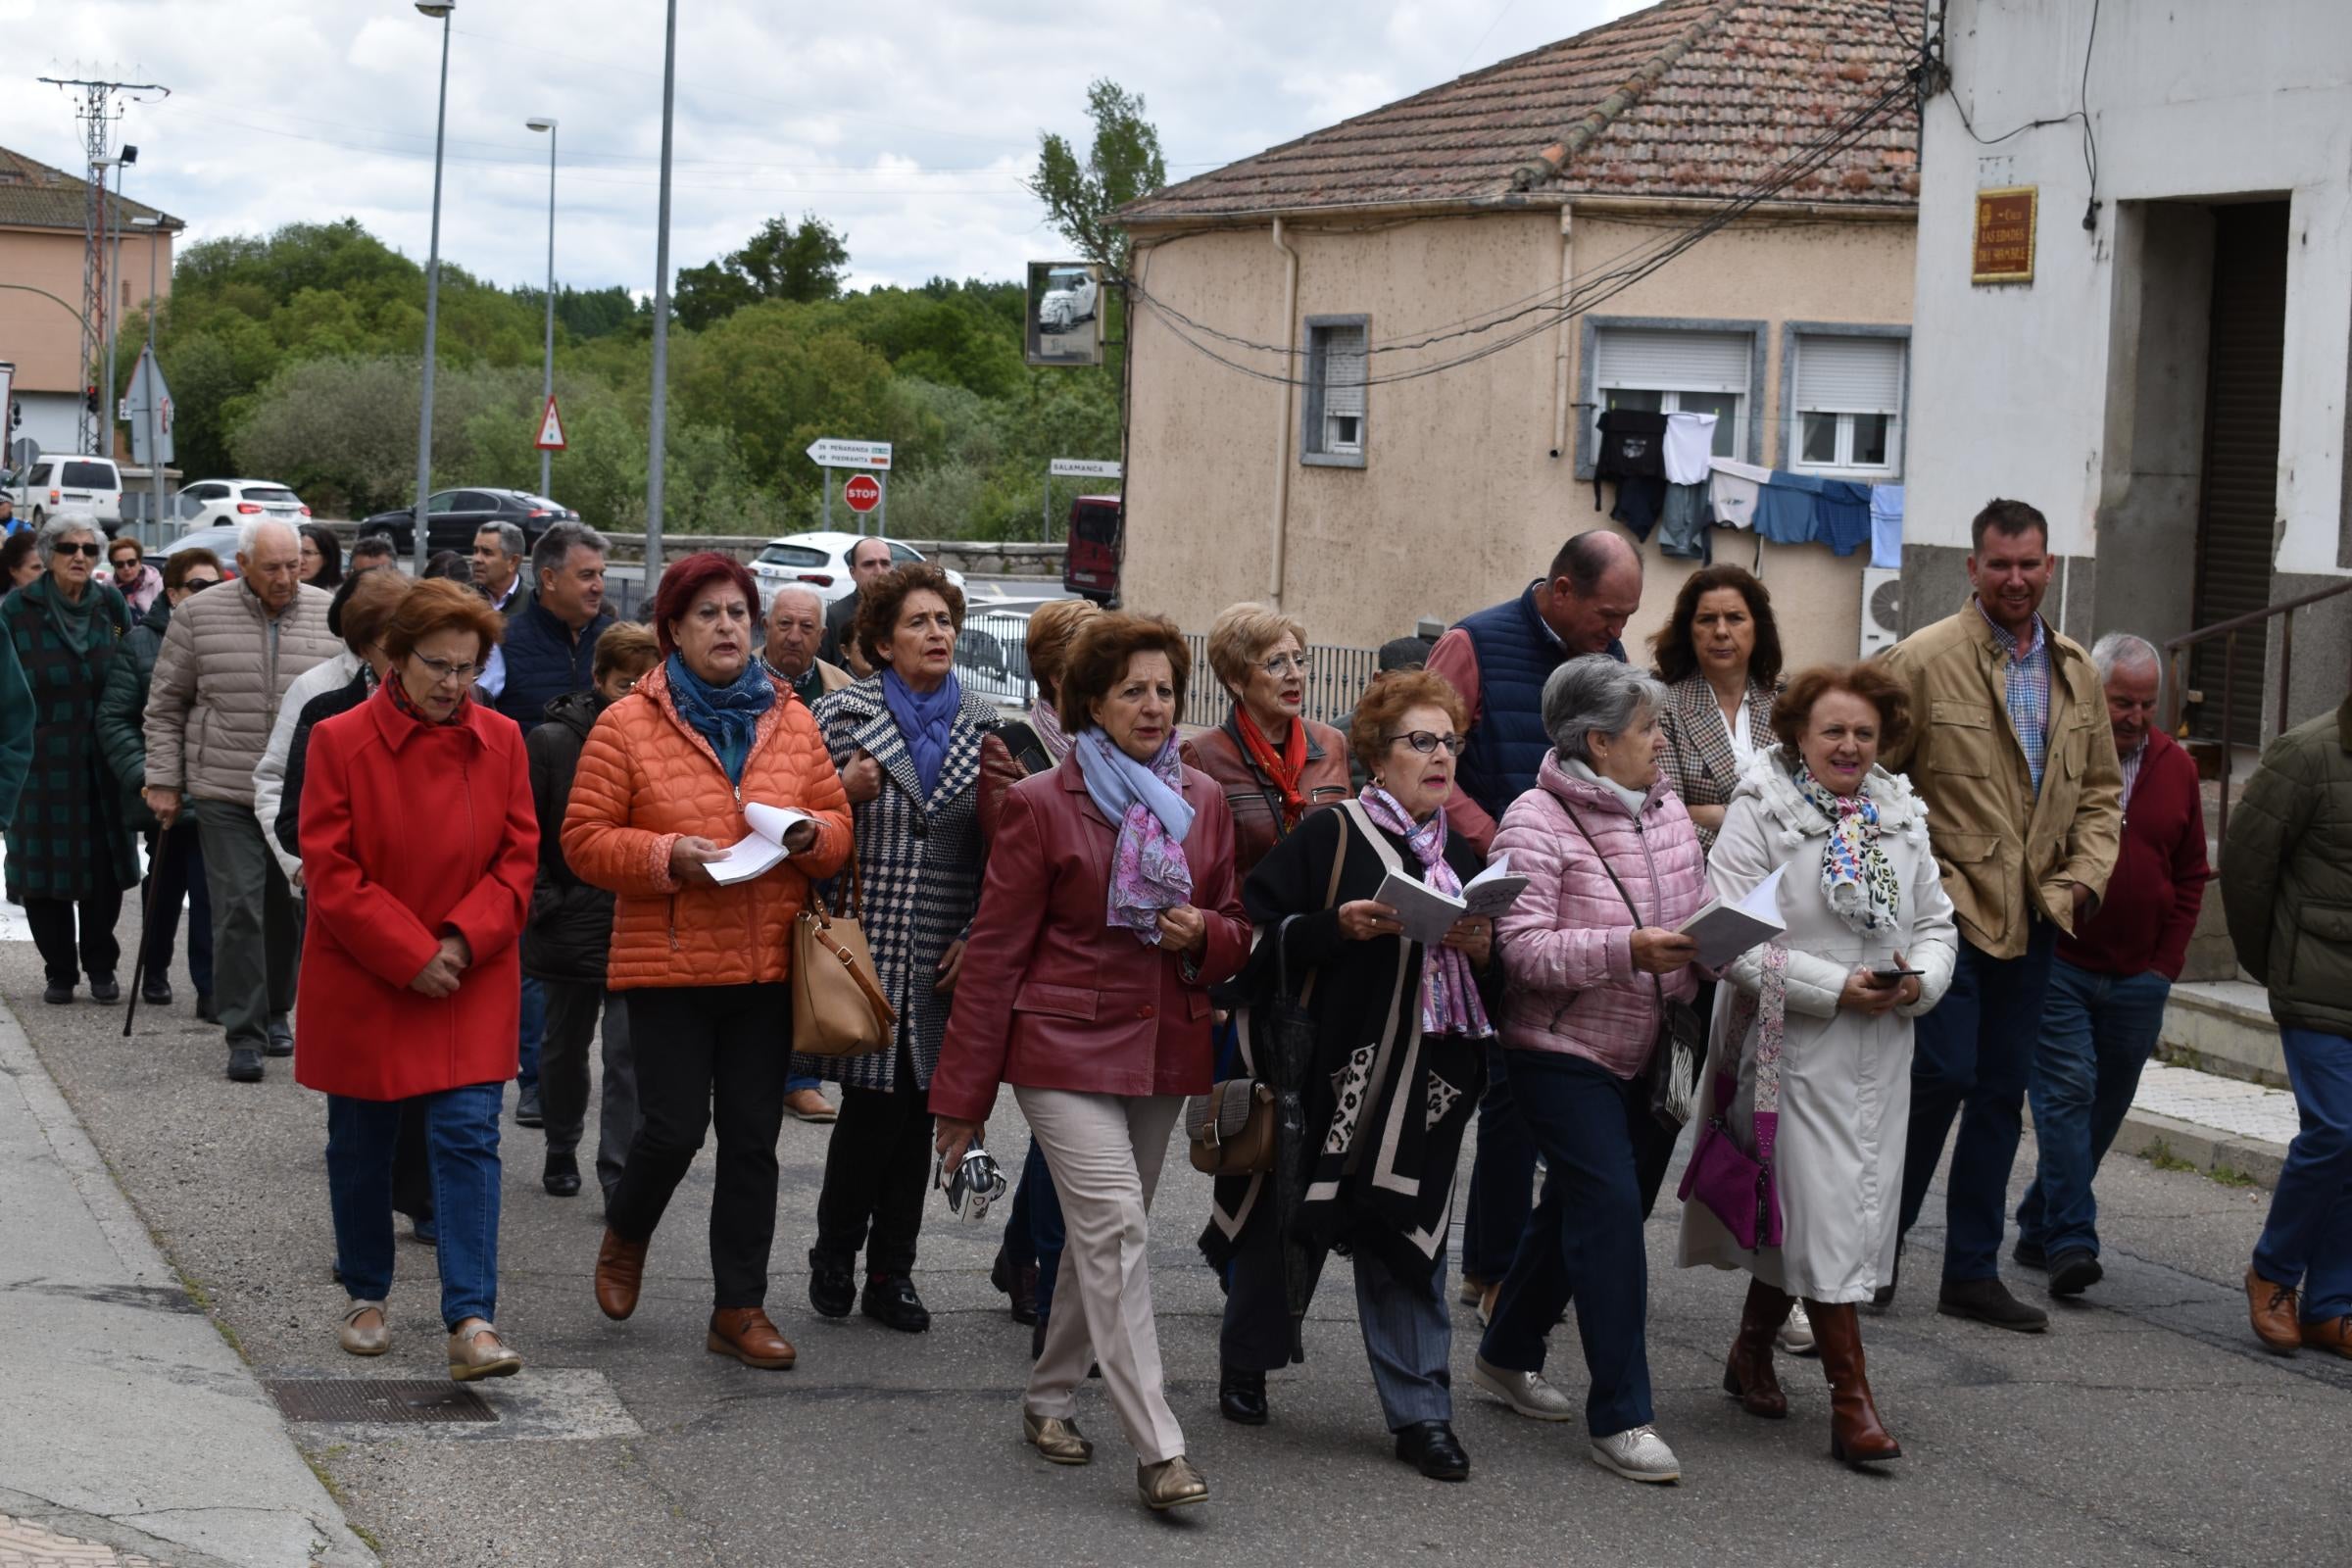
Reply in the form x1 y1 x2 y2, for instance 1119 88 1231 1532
2 0 1629 293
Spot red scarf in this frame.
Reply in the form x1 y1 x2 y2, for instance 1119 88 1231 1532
1235 709 1308 827
384 672 467 727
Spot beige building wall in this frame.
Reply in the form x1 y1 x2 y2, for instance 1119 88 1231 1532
1124 206 1914 676
0 224 175 391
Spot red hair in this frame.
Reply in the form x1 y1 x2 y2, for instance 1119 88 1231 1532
652 552 760 656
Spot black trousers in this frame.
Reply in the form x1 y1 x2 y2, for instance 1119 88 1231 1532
25 879 124 988
604 983 792 1308
814 1041 933 1278
138 824 214 995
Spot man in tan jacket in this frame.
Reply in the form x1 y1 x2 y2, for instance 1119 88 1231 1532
143 519 341 1083
1878 498 2123 1332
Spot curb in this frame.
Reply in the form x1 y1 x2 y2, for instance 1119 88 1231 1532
2111 1105 2286 1191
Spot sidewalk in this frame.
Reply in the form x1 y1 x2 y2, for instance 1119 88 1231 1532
2114 1059 2300 1189
0 1004 375 1568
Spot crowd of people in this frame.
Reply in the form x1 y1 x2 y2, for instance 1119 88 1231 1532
0 499 2343 1516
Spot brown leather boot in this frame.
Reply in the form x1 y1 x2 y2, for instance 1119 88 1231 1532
596 1226 649 1321
1722 1276 1792 1419
707 1306 797 1369
1806 1299 1900 1464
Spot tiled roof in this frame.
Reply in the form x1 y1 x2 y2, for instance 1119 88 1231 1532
1122 0 1920 224
0 144 182 232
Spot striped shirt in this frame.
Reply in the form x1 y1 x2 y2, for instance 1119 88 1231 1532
2118 736 2148 812
1976 598 2052 793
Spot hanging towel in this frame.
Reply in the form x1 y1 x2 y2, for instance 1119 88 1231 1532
1707 458 1769 531
1662 412 1718 484
1869 484 1905 568
1658 481 1713 561
1757 469 1824 545
1610 474 1668 541
1593 408 1669 511
1816 479 1874 558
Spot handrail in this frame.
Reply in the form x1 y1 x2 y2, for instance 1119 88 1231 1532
2160 575 2352 855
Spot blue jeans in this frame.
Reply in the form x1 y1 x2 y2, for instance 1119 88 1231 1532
1477 1051 1675 1438
326 1082 504 1329
516 975 544 1094
1462 1037 1538 1284
2253 1028 2352 1322
1003 1139 1067 1322
2019 959 2173 1259
785 1073 821 1095
1900 923 2056 1282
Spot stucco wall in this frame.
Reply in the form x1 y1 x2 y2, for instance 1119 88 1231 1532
0 226 173 393
1122 204 1915 676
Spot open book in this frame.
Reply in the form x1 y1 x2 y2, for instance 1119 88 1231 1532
1679 863 1788 967
706 803 816 886
1374 854 1533 947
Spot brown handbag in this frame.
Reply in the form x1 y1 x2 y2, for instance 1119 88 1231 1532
791 851 897 1057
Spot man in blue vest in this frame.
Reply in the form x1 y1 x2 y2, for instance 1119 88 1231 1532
1426 527 1644 1317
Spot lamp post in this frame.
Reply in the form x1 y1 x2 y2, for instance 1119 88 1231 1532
94 153 119 460
412 0 457 578
645 0 678 579
130 216 166 537
525 116 558 501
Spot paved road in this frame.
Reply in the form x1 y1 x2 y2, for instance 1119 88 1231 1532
7 911 2348 1567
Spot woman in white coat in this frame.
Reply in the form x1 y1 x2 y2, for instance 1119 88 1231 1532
1678 662 1956 1468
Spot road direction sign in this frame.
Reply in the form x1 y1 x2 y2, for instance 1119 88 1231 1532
535 395 568 451
807 438 893 470
126 346 174 466
1049 458 1122 480
844 473 883 514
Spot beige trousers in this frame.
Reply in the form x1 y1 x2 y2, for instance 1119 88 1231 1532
1015 1087 1188 1466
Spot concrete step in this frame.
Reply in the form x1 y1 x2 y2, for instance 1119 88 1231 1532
2157 978 2285 1088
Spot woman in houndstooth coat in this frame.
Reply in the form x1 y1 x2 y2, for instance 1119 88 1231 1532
796 564 998 1333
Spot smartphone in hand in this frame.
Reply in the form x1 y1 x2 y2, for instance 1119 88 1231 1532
1868 966 1924 986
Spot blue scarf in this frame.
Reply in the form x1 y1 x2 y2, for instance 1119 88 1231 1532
665 652 773 786
1075 727 1195 943
882 667 962 799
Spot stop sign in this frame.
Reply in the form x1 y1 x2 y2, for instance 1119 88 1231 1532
844 473 882 514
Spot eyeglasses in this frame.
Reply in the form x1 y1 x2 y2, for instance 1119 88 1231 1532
1259 653 1312 677
1386 730 1468 756
409 651 482 687
182 576 221 593
56 542 102 559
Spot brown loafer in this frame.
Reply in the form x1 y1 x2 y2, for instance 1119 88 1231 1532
448 1318 522 1382
1137 1455 1208 1511
597 1226 650 1321
1024 1409 1094 1465
707 1306 797 1370
337 1299 389 1357
2301 1314 2352 1360
2246 1266 2303 1353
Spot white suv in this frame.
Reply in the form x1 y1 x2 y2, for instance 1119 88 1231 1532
8 456 123 530
176 478 312 531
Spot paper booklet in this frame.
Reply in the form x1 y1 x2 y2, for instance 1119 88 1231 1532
1374 854 1533 948
705 803 816 886
1678 863 1788 967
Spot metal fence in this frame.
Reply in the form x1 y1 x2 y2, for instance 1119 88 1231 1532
956 609 1040 708
1179 635 1381 731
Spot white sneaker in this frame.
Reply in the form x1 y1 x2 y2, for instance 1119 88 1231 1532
1776 1298 1818 1356
1590 1424 1681 1484
1471 1355 1577 1421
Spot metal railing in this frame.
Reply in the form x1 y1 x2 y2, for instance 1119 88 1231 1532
1180 636 1380 731
2162 576 2352 853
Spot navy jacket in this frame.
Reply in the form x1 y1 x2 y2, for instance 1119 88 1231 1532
1452 583 1625 825
494 601 612 738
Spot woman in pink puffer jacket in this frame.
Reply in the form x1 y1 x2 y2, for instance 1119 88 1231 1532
1470 655 1707 1487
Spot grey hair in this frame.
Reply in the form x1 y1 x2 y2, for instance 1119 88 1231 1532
35 513 103 557
236 516 299 558
479 520 526 561
1542 653 1666 764
529 520 611 586
2091 630 2162 685
768 583 823 616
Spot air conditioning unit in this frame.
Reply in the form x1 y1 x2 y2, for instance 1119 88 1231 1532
1859 567 1901 657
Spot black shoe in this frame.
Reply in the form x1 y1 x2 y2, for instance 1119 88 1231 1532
514 1084 545 1128
861 1273 931 1333
2046 1249 2104 1298
43 981 73 1005
225 1045 264 1083
1031 1318 1047 1362
412 1215 438 1247
1395 1420 1470 1482
264 1015 294 1057
1936 1275 2049 1333
808 1250 856 1318
89 974 122 1004
1870 1247 1902 1313
543 1151 581 1198
2012 1237 2049 1271
194 992 219 1023
1218 1364 1268 1426
141 977 172 1006
991 1248 1040 1325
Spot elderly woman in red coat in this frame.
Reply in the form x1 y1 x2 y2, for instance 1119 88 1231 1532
297 579 538 1383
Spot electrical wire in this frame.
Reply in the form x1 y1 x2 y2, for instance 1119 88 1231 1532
1932 0 2101 228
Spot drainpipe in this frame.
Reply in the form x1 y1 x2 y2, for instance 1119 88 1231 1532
1549 206 1576 458
1268 217 1299 606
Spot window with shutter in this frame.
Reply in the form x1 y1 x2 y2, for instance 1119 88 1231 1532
1792 332 1905 474
1592 326 1751 459
1301 315 1370 468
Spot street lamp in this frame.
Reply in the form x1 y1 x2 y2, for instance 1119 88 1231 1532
526 116 557 500
646 0 678 577
412 0 457 578
130 215 167 537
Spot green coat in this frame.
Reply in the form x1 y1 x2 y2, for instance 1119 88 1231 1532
2223 695 2352 1037
0 628 31 832
1 576 138 901
96 593 191 836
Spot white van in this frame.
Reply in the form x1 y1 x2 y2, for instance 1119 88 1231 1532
8 456 125 531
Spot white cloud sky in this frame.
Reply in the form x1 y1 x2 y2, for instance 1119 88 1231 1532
6 0 1648 294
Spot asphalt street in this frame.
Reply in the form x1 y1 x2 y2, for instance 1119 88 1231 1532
8 906 2348 1568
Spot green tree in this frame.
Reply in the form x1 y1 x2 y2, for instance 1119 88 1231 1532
673 214 851 331
1027 79 1167 271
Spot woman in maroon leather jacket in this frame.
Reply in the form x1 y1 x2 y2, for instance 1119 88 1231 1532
932 612 1249 1514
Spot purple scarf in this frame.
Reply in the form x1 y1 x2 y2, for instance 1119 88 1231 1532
1358 786 1492 1040
1075 727 1194 944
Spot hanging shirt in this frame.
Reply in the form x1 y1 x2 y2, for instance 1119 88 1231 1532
1757 470 1824 545
1869 484 1904 568
1657 481 1712 561
1662 412 1718 485
1707 458 1769 530
1610 474 1668 541
1816 479 1874 558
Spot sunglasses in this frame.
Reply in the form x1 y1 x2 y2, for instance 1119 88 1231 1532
182 576 222 593
56 542 102 559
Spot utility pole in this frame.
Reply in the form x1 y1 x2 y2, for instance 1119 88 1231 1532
39 74 168 458
645 0 680 581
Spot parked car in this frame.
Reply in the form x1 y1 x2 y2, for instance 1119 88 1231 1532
1062 495 1121 605
748 531 966 611
7 456 123 531
147 523 249 580
175 478 311 531
1038 267 1099 333
359 488 579 557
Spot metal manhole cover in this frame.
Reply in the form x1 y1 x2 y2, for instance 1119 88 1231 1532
264 1378 498 1424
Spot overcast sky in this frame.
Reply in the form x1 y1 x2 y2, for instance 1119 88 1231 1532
5 0 1646 295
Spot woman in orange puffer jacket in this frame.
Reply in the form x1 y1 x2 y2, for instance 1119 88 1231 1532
564 553 852 1371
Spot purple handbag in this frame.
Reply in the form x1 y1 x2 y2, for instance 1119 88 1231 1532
1678 941 1787 1250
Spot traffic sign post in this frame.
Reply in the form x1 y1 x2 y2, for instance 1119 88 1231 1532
806 438 892 470
844 473 882 514
1043 458 1121 540
535 395 567 452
